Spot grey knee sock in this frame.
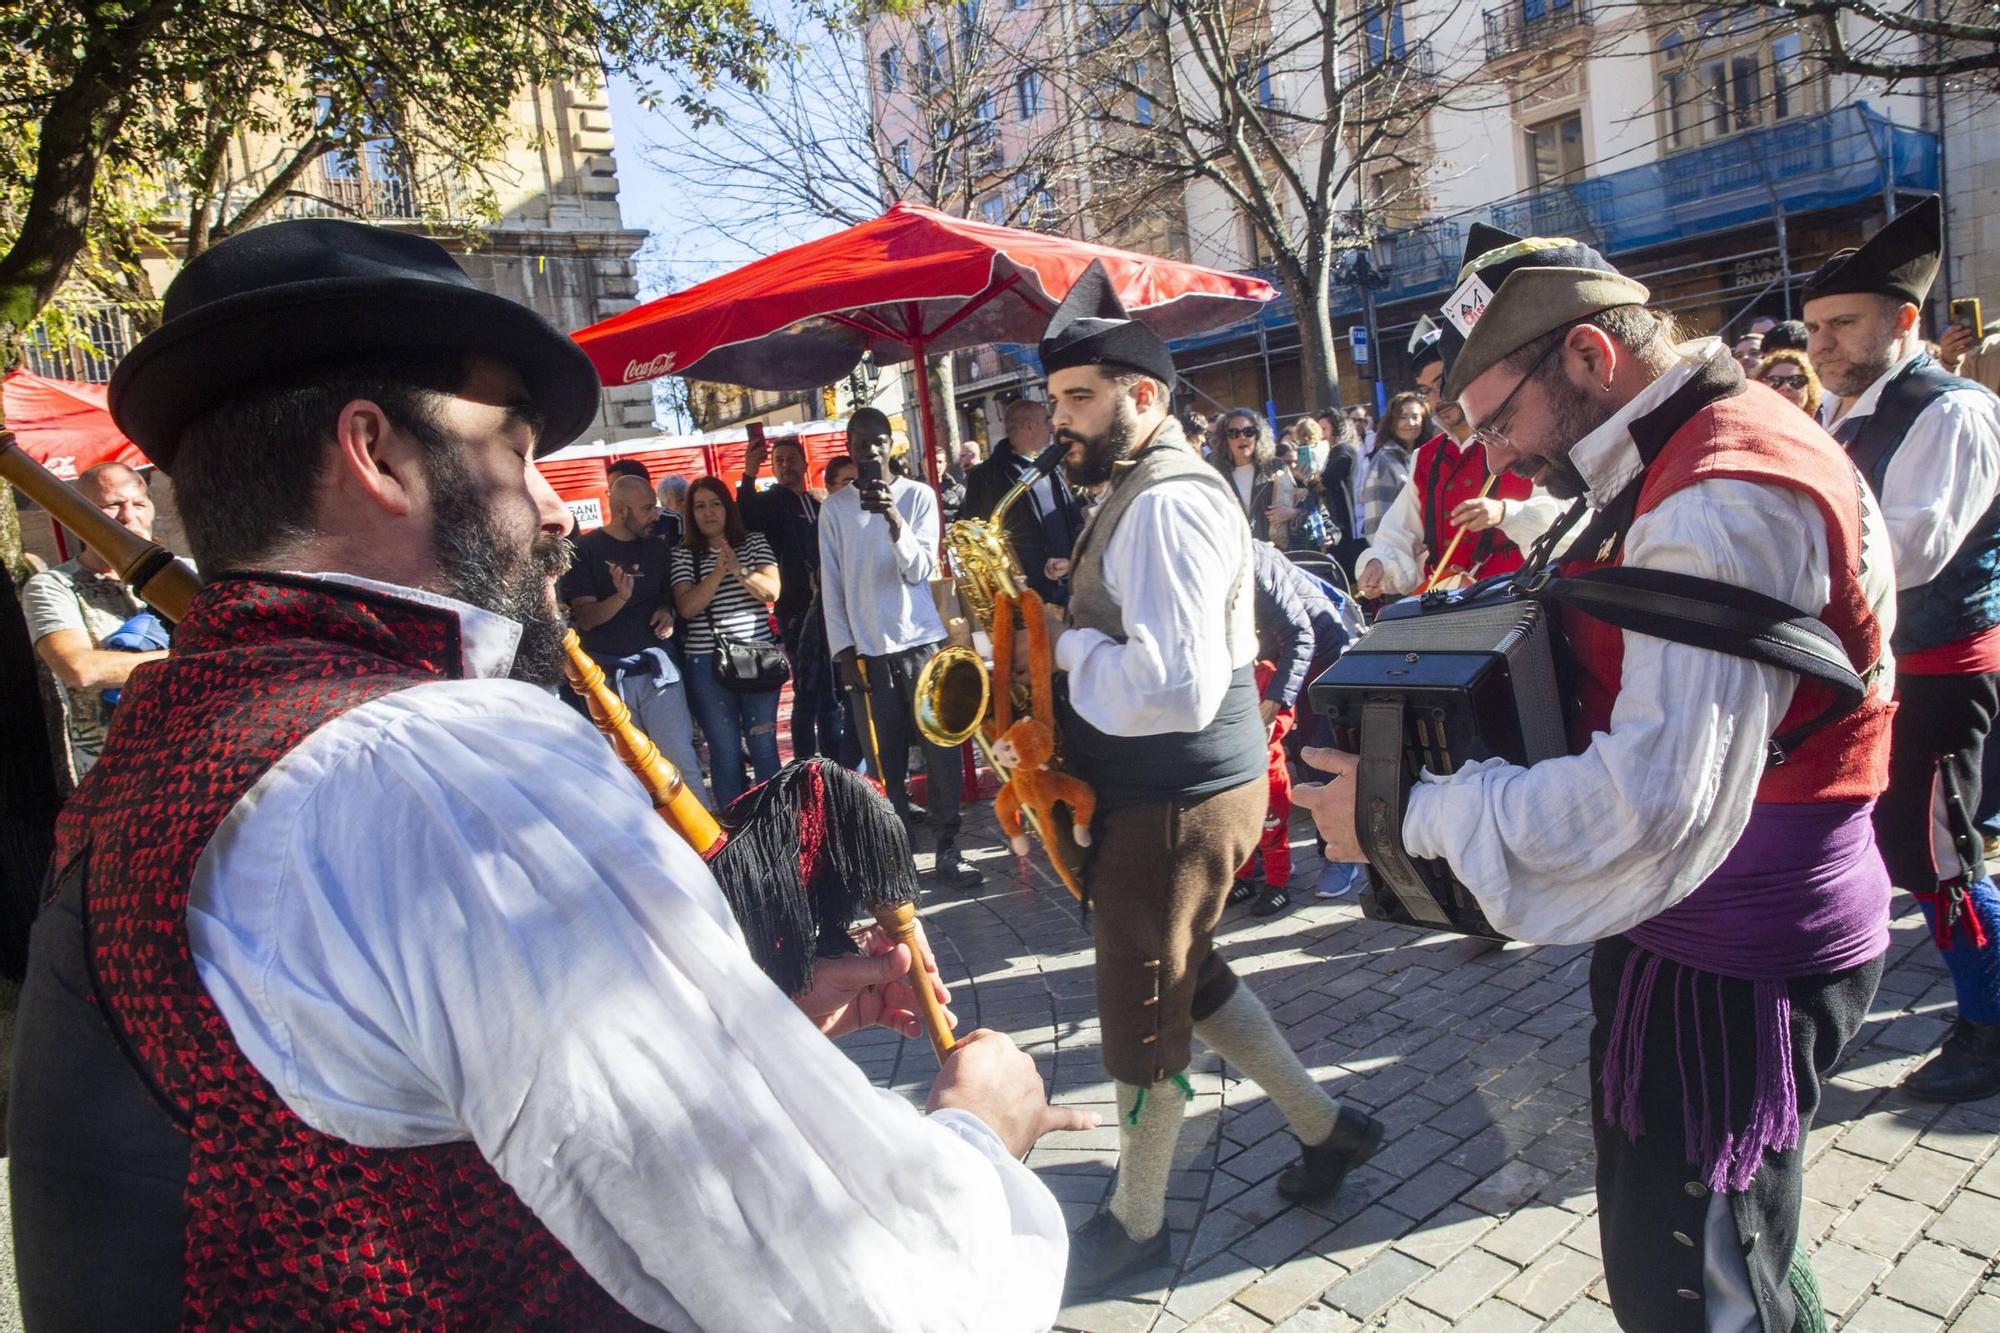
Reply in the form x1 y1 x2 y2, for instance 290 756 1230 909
1193 986 1340 1146
1108 1079 1184 1241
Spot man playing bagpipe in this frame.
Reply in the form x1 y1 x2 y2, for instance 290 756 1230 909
1298 232 1898 1331
1035 262 1385 1296
7 219 1092 1331
1355 304 1566 598
1803 197 2000 1103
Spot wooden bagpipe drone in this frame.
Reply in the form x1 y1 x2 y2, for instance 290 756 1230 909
1308 505 1876 941
0 432 959 1060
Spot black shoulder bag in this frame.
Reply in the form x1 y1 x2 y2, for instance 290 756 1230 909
702 550 790 694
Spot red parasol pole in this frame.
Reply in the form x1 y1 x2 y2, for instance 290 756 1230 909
906 320 978 793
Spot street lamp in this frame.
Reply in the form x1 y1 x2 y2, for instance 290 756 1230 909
1347 229 1395 414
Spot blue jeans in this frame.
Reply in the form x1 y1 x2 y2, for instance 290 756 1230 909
684 652 782 807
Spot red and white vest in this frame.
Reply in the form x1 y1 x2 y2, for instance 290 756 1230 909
1560 366 1894 805
14 576 647 1330
1411 432 1537 582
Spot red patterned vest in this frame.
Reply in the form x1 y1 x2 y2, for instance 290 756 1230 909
20 575 646 1330
1561 360 1893 804
1411 431 1536 582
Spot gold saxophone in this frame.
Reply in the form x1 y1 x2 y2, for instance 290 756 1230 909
914 442 1087 900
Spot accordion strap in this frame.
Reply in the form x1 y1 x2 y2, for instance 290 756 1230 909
1528 565 1869 764
1356 697 1454 929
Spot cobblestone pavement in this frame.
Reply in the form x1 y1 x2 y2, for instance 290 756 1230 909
848 810 2000 1332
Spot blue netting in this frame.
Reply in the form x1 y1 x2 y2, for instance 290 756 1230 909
1168 103 1939 353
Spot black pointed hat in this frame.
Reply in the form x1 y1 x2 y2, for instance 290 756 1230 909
1408 315 1443 372
1038 259 1177 387
1802 195 1941 307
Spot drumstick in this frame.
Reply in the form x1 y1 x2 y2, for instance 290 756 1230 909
1420 473 1500 595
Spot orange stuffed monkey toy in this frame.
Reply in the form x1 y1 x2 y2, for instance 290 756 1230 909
988 588 1096 855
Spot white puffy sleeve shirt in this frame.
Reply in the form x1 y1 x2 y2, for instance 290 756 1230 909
187 675 1066 1332
1399 347 1899 944
1055 478 1249 735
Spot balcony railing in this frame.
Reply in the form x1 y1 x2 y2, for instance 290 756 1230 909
1342 38 1438 95
1483 0 1591 63
21 304 142 385
288 171 420 221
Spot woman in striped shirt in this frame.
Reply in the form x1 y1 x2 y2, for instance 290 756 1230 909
672 477 784 806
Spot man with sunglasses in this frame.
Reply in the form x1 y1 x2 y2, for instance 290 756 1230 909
1806 197 2000 1105
1297 226 1898 1332
1354 319 1564 598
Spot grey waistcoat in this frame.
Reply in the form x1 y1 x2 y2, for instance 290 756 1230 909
1062 420 1264 808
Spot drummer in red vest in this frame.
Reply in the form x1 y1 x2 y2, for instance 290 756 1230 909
1355 315 1565 597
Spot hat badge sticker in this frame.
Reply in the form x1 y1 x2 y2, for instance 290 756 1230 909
1445 271 1495 338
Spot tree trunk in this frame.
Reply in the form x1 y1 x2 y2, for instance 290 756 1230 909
0 1 180 331
1291 280 1344 414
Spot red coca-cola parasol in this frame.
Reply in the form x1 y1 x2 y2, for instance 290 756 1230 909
571 202 1273 479
3 370 149 479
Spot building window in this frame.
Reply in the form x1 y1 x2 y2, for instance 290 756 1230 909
1239 210 1274 268
1363 4 1407 64
958 0 983 49
980 195 1008 225
1771 32 1804 118
918 25 944 87
1017 70 1043 119
1370 164 1422 228
1655 22 1822 150
1133 61 1154 125
879 48 901 94
1524 111 1585 188
893 140 913 180
315 94 415 218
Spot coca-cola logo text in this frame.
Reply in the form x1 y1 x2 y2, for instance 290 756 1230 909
622 352 678 382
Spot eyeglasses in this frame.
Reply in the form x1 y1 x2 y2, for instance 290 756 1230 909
1468 338 1562 456
1761 374 1809 391
1224 426 1259 438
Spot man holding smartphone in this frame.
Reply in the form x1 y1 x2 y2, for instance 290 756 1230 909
1939 304 2000 396
1807 196 2000 1103
818 407 981 884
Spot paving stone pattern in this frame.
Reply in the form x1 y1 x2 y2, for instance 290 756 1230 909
847 808 2000 1330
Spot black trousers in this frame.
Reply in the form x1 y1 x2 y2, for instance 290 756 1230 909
857 640 962 841
1875 669 1998 891
1589 937 1881 1332
778 608 846 763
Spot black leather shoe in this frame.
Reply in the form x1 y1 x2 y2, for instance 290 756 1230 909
1277 1105 1385 1201
1904 1018 2000 1103
1063 1210 1171 1299
934 841 982 886
897 802 929 829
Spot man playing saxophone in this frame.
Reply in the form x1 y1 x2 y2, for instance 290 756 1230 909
1034 262 1385 1296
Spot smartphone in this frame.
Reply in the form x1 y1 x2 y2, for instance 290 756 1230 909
1951 297 1983 337
857 457 884 486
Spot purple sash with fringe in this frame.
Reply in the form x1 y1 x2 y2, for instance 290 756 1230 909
1601 801 1889 1192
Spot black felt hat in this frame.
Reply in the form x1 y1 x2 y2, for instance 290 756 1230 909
109 219 603 473
1802 195 1942 307
1038 260 1177 388
1409 316 1443 372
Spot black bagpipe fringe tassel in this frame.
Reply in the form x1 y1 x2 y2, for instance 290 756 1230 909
709 758 919 996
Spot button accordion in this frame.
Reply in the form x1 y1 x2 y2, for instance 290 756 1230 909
1307 580 1569 940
